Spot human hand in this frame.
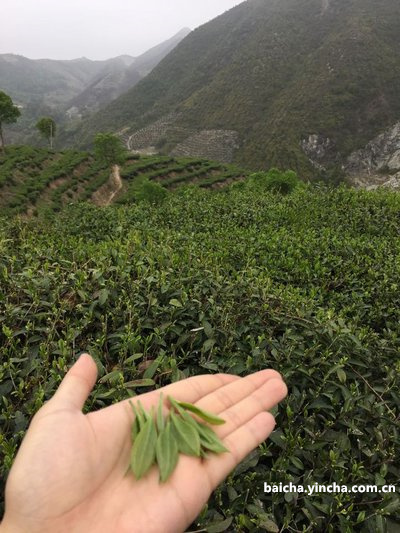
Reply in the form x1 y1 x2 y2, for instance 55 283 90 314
1 354 287 533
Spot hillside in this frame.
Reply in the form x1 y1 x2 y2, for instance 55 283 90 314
0 29 190 145
0 146 246 215
0 54 114 107
65 29 191 116
73 0 400 181
1 181 399 530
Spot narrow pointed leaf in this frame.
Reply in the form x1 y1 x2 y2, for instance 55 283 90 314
130 417 157 479
175 400 226 425
156 421 179 482
157 393 165 432
200 436 229 454
168 395 185 415
134 400 147 428
171 411 201 456
129 401 141 440
196 421 229 454
181 410 199 429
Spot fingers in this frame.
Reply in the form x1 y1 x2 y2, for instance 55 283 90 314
52 353 98 410
204 412 277 489
216 377 288 438
115 373 241 416
194 369 283 417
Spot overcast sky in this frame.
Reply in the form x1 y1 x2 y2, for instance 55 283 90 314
0 0 244 61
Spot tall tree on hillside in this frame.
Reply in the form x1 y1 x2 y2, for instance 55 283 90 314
0 91 21 151
36 117 56 149
94 133 127 167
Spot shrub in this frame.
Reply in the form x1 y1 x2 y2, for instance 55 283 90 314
250 168 302 194
133 178 168 204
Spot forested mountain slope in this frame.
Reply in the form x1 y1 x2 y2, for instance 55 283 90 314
73 0 400 179
0 29 190 145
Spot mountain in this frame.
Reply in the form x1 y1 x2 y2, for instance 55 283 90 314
65 29 191 116
0 29 190 145
130 28 191 77
0 54 130 108
73 0 400 180
65 58 142 117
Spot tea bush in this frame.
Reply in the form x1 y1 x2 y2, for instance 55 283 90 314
133 177 169 205
250 168 303 194
0 184 399 531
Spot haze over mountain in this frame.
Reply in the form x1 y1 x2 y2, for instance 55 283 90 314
0 28 190 145
72 0 400 181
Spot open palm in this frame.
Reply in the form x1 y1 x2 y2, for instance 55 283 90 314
2 354 287 533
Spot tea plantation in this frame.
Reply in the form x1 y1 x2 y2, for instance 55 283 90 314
0 146 246 216
0 174 399 531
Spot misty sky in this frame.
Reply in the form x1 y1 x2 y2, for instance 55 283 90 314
0 0 244 61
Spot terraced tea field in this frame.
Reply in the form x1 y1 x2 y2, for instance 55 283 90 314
0 146 247 215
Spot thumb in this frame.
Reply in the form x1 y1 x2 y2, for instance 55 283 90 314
52 353 98 410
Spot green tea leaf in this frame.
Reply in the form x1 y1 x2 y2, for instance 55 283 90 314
131 400 146 430
175 399 226 425
129 401 141 441
137 401 150 423
169 298 183 308
124 378 156 388
130 416 157 479
168 395 185 415
157 393 165 432
206 517 234 532
171 411 201 456
156 421 179 482
195 421 229 454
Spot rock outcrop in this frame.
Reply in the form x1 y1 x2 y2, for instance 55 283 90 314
300 134 337 171
345 122 400 189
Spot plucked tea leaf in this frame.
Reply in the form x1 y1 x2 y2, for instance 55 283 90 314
130 416 157 479
156 420 179 482
195 420 229 454
181 410 200 428
170 411 201 456
137 401 150 424
129 401 141 440
175 399 226 425
168 395 185 415
157 393 165 432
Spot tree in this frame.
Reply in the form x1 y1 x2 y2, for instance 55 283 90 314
94 133 127 167
36 117 56 149
0 91 21 151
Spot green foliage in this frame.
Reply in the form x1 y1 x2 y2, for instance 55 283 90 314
0 148 247 215
36 117 56 148
130 395 227 483
249 168 302 194
134 178 168 204
94 133 127 167
0 146 98 215
0 91 21 149
1 184 399 530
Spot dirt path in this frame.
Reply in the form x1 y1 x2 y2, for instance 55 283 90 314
106 165 122 205
92 165 123 206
